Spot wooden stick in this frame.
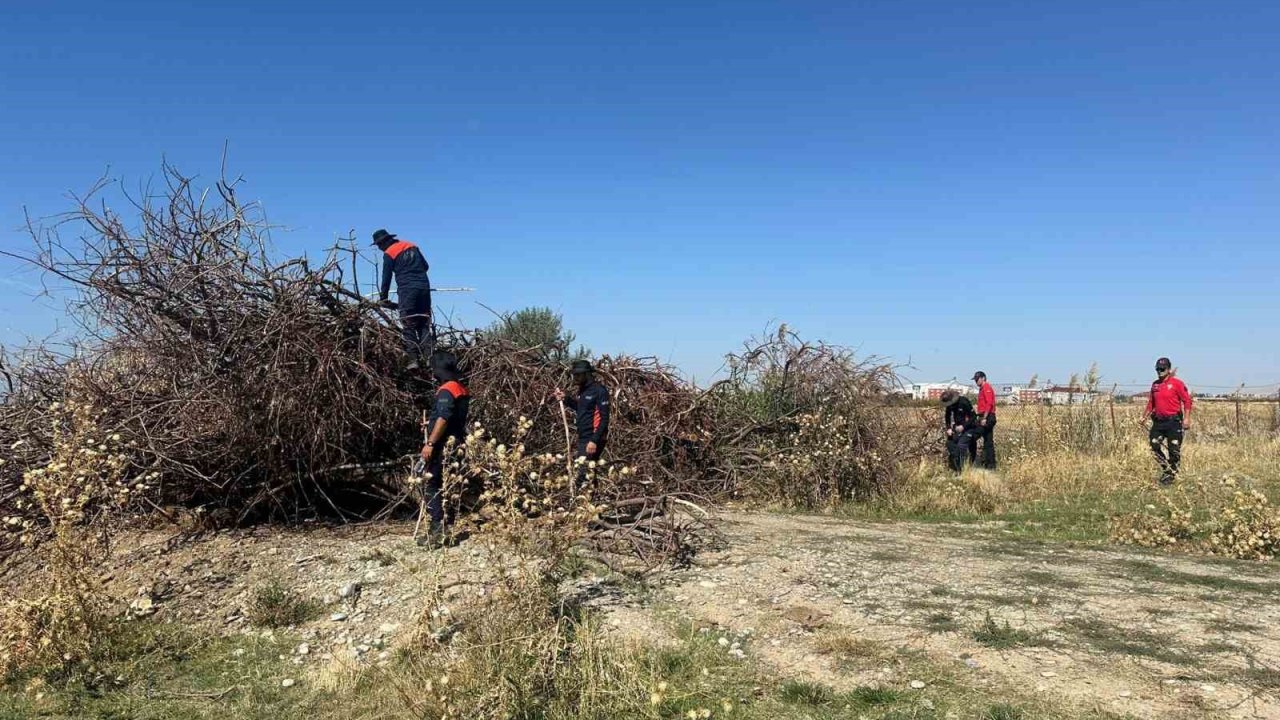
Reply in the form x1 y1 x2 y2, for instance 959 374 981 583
413 409 428 541
561 400 576 497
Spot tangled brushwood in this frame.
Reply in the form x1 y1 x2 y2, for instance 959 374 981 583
0 164 928 561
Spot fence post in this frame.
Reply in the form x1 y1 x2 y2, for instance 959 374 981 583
1235 383 1243 436
1109 383 1118 443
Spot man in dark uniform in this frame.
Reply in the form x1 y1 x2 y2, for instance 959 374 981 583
419 352 469 544
940 389 978 472
973 371 997 469
372 228 433 369
1144 357 1193 485
553 360 610 472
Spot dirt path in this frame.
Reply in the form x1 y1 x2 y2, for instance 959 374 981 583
9 512 1278 718
611 512 1280 720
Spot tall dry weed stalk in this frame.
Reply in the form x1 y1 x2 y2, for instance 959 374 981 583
1 399 140 681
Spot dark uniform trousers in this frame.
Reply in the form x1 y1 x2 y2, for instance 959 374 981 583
398 288 434 361
1149 415 1185 476
425 452 446 524
947 429 978 472
973 415 997 469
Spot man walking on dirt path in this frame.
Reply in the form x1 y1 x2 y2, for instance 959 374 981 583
1145 357 1193 485
941 389 978 472
554 360 611 476
419 352 470 545
373 228 433 370
973 371 997 469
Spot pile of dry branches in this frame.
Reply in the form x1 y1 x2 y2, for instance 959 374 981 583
1 166 416 526
705 325 934 505
0 164 930 565
447 335 718 501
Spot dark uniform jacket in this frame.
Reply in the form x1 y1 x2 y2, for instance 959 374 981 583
945 397 977 430
564 381 610 445
428 380 470 449
379 240 432 301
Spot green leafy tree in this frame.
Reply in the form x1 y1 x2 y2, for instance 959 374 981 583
485 306 589 363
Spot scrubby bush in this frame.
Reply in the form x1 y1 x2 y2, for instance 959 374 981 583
246 581 319 628
1111 476 1280 560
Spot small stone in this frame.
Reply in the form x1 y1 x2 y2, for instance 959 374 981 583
1119 691 1131 698
232 648 247 657
129 597 155 616
378 623 399 635
698 581 717 589
339 582 362 599
717 637 730 647
295 643 310 656
1040 671 1057 678
1200 685 1216 693
910 680 926 690
963 658 980 669
330 612 348 622
356 644 371 654
281 678 296 688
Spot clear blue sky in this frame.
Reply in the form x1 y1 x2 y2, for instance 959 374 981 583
2 1 1277 392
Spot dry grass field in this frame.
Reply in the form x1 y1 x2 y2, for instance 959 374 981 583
855 401 1280 550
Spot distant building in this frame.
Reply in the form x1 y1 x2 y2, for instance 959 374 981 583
1043 386 1098 405
1019 387 1044 404
907 382 972 401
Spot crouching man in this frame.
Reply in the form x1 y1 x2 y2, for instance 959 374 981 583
940 389 978 473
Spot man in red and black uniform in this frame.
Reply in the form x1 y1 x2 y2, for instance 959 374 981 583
973 371 997 469
372 228 433 370
1144 357 1193 485
941 389 978 472
419 352 470 543
554 360 610 471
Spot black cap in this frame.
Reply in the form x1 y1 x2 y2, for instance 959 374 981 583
1155 357 1172 371
431 351 462 382
371 228 396 246
972 371 987 381
570 360 594 375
